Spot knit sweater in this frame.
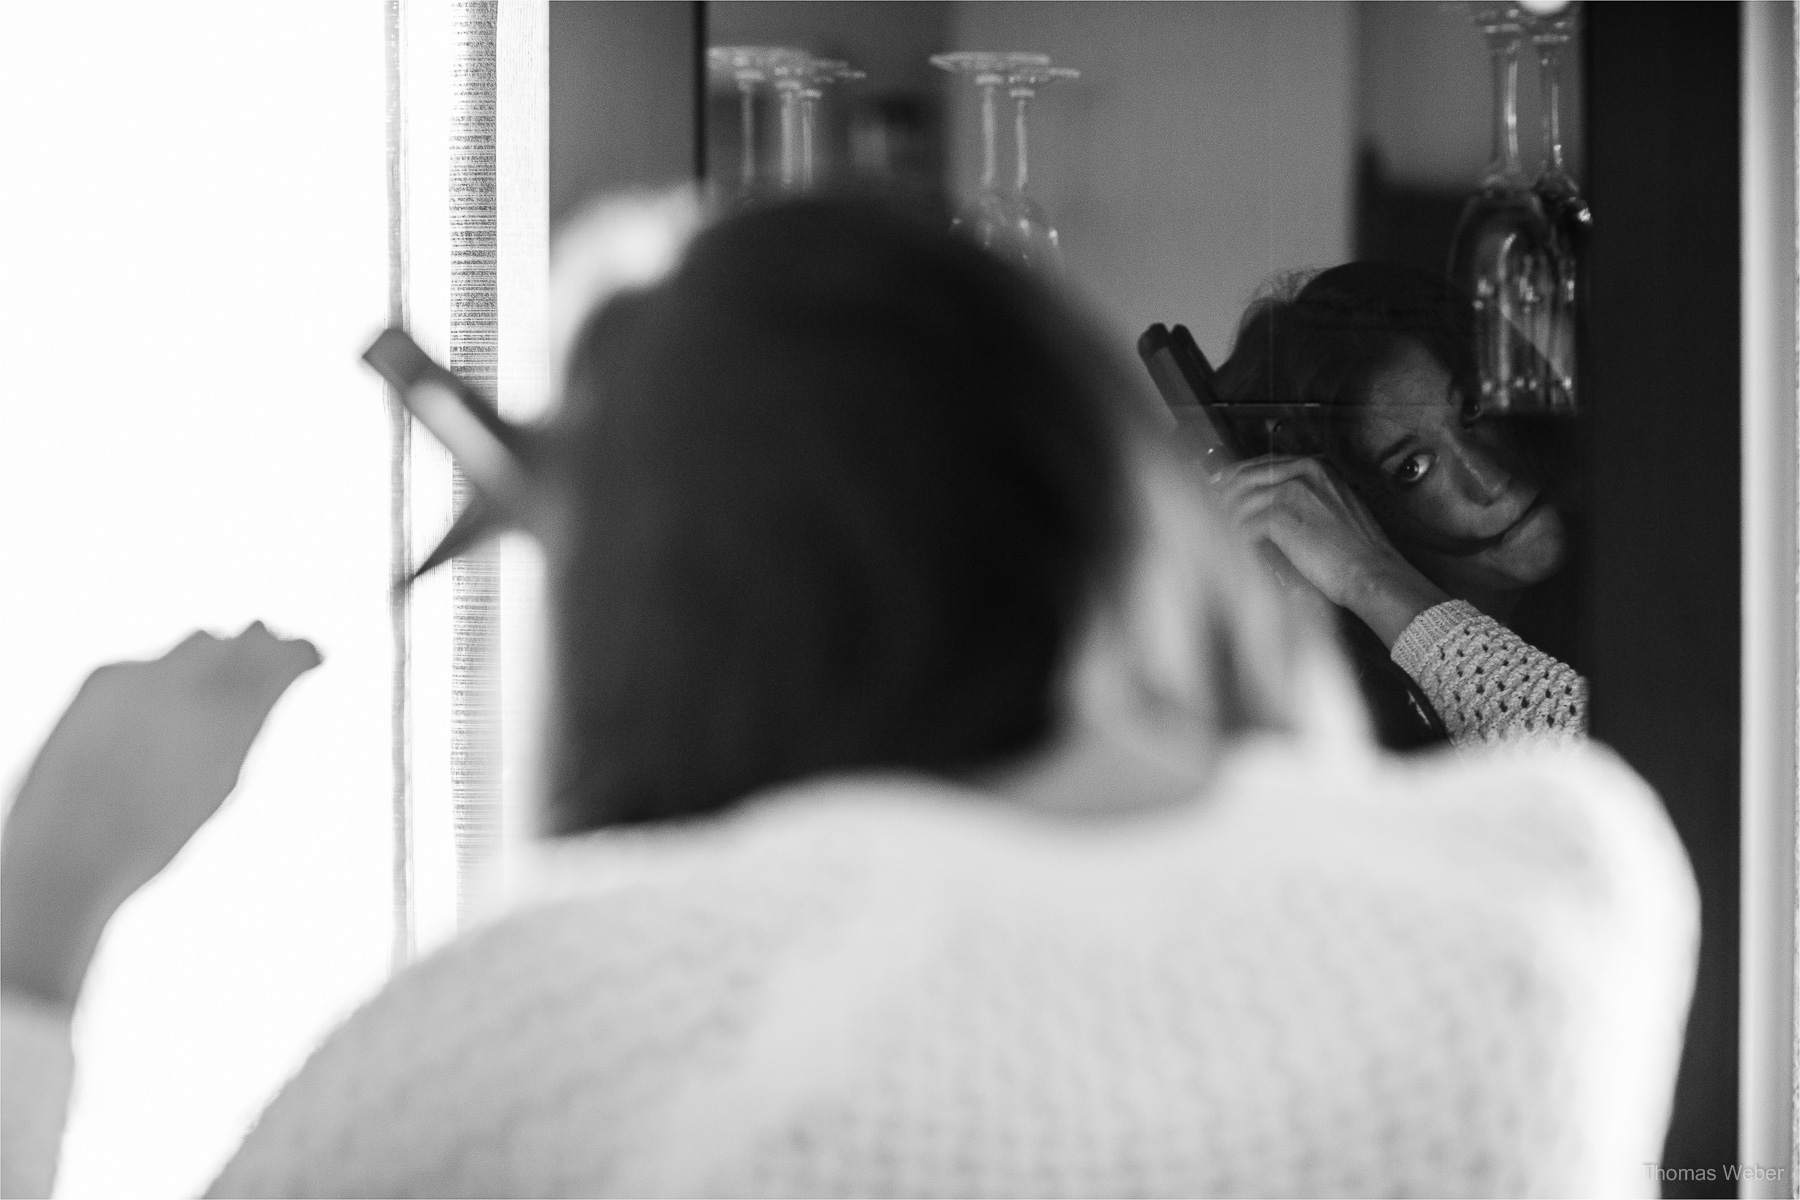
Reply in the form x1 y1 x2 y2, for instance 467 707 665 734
3 739 1695 1199
1391 600 1588 747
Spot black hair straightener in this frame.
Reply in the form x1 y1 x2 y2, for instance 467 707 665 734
1138 323 1339 462
362 327 538 583
1135 320 1449 750
1136 322 1234 470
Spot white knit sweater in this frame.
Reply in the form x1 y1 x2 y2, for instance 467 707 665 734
1392 600 1588 746
3 739 1694 1199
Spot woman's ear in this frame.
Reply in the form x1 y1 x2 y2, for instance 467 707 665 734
1067 448 1372 774
995 448 1370 821
1061 588 1219 787
1058 457 1240 785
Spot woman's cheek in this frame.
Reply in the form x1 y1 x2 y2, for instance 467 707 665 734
1522 509 1572 578
1397 481 1463 539
1485 510 1567 586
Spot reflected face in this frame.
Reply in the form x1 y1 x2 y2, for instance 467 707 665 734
1349 341 1568 593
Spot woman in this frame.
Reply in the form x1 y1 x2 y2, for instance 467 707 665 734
3 200 1691 1197
1212 263 1586 747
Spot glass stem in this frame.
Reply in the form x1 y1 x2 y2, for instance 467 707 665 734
1013 91 1031 193
800 93 818 190
1486 33 1522 183
1537 40 1566 176
778 86 799 190
739 84 756 191
979 80 998 191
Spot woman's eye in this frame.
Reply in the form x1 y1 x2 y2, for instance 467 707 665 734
1392 452 1435 486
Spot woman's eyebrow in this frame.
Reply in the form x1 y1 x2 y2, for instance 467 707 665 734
1373 432 1417 464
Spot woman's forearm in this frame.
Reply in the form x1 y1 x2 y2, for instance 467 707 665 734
2 989 78 1200
1390 600 1588 745
1 836 121 1011
2 627 320 1012
1341 556 1451 650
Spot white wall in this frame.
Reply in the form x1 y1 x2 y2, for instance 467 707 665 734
1357 1 1584 189
1 4 394 1195
549 0 696 226
946 1 1358 365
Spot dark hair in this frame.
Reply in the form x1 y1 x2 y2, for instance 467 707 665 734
542 198 1142 833
1213 261 1579 534
1211 262 1477 470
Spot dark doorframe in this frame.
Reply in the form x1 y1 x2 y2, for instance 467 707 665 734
1585 5 1741 1191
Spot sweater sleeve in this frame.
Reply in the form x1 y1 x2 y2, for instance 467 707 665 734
1390 599 1587 746
1 991 76 1200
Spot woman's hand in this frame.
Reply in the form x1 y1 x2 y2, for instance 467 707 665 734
1 623 320 1009
1215 455 1450 647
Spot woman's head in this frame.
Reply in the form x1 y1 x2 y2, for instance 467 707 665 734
1214 262 1568 596
539 197 1337 833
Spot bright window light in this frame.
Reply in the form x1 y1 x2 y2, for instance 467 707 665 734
1 4 396 1195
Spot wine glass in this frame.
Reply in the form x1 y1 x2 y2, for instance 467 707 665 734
1002 63 1079 271
770 55 810 192
1447 2 1560 416
707 46 807 202
1529 1 1589 411
930 52 1050 259
797 59 865 191
767 53 864 193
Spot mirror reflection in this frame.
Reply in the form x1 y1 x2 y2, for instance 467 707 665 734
673 14 1767 1183
544 2 1747 1191
691 0 1590 753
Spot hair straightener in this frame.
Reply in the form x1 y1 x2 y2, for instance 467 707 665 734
362 327 536 582
1136 323 1449 747
1138 323 1339 463
1136 323 1234 470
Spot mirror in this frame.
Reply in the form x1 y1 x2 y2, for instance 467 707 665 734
549 3 1747 1190
684 1 1594 747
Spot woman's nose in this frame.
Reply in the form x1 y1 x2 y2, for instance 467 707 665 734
1448 440 1513 504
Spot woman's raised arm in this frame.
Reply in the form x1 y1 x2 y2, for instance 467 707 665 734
1390 600 1588 745
1 625 318 1198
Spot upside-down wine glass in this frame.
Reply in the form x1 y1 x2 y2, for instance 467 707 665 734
930 52 1049 259
1447 2 1560 416
1529 0 1589 411
1003 62 1079 271
771 55 808 192
707 46 806 202
768 53 864 192
797 59 864 191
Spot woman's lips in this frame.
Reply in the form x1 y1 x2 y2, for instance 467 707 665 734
1490 492 1547 544
1424 491 1546 558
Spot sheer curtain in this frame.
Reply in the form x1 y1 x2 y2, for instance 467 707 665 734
397 0 549 957
0 2 546 1195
